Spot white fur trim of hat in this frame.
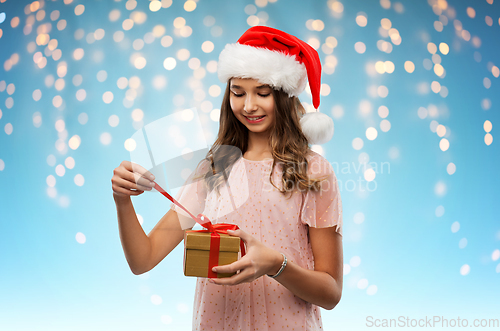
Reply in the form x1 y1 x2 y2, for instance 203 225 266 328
218 43 308 97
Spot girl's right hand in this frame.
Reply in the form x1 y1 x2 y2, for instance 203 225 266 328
112 161 156 199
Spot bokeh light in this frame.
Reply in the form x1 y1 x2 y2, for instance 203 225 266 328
75 232 86 244
356 12 368 27
100 132 112 145
354 41 366 54
460 264 470 276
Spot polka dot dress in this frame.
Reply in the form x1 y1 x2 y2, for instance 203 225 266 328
172 150 343 331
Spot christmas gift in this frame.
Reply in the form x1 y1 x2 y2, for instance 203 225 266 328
153 182 246 278
184 229 240 278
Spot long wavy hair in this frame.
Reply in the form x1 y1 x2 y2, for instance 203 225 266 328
193 80 328 200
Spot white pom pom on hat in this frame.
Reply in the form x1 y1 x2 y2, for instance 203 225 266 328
300 111 334 145
217 26 335 145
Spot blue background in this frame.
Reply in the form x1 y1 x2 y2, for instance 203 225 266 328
0 0 499 330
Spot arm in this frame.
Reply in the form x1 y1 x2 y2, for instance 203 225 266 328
112 161 187 275
114 195 186 275
209 225 343 310
273 226 343 310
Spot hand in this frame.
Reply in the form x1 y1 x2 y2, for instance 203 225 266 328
209 229 283 285
111 161 156 199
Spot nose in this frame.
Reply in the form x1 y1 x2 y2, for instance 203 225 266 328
244 94 258 113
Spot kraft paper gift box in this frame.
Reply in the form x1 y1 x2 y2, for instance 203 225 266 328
183 231 241 278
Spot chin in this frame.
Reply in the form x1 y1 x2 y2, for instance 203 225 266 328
247 125 271 134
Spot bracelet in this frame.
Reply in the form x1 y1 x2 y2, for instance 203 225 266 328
268 253 287 278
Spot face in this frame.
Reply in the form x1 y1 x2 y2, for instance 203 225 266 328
229 78 275 135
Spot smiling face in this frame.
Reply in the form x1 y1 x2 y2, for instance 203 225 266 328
229 78 275 135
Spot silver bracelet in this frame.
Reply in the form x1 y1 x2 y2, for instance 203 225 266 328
268 253 287 278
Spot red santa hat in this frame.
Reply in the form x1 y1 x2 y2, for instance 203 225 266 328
217 26 334 145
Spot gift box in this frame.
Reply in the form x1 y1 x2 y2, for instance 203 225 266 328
184 230 241 278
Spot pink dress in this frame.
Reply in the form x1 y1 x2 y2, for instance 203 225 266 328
171 150 343 331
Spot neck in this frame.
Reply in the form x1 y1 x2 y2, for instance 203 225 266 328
247 130 271 155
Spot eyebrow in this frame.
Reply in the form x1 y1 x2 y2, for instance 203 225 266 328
230 84 270 89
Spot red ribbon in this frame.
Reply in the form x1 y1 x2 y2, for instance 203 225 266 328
153 182 246 278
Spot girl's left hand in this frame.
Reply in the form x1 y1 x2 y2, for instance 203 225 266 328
209 229 283 285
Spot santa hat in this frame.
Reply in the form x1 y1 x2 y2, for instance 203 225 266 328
217 26 334 145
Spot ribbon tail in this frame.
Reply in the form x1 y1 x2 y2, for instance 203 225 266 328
154 182 207 228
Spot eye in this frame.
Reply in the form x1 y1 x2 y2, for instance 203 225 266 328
231 91 244 97
258 93 271 97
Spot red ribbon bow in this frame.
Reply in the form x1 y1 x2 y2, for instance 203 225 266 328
153 182 246 278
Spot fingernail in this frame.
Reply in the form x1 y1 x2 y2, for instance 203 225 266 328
212 267 216 272
150 175 155 180
150 181 155 187
208 279 215 283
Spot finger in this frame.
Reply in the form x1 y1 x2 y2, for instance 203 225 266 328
127 161 156 181
114 176 153 192
115 167 155 190
113 186 143 196
132 172 156 189
228 229 248 242
226 229 240 237
115 175 152 191
212 257 249 274
210 268 255 286
227 229 252 244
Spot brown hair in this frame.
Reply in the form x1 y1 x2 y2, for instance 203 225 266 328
193 80 328 199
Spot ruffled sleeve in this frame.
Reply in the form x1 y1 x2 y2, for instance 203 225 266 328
300 153 343 236
169 158 210 230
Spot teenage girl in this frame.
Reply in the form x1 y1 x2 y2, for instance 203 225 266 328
112 26 343 331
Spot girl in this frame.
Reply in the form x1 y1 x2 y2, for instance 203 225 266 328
112 26 343 330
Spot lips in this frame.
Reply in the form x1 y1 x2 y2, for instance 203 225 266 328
244 115 266 123
245 115 266 119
